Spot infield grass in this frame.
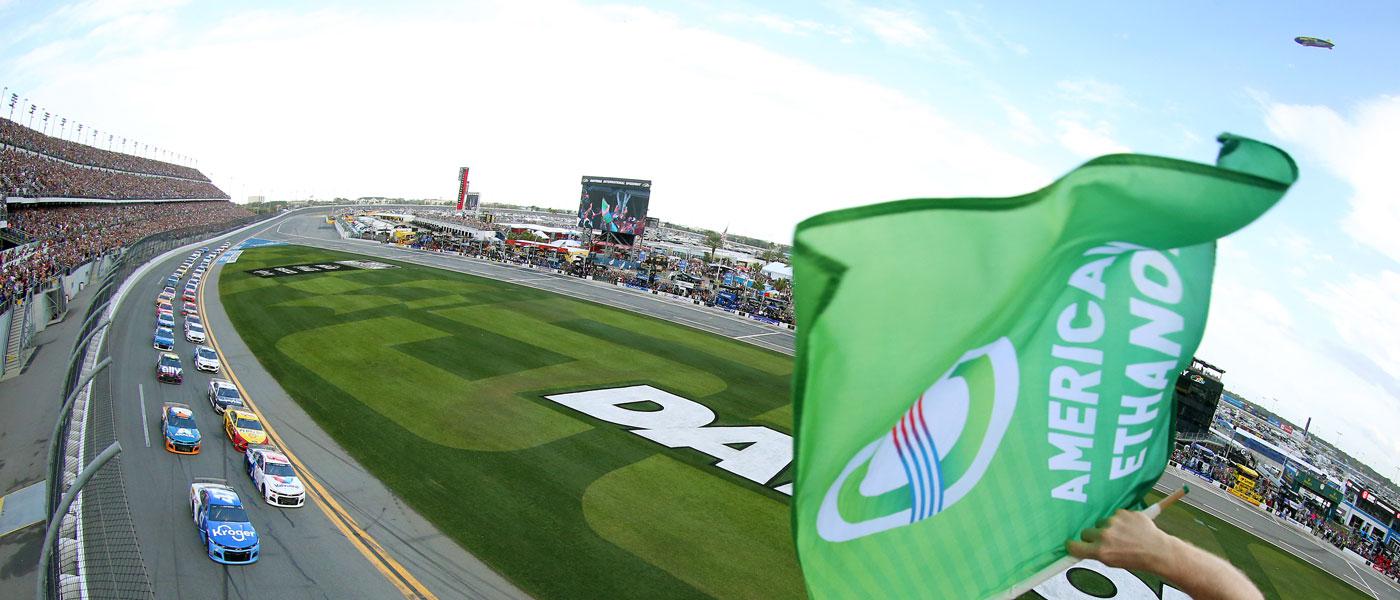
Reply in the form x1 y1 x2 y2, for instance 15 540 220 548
221 244 1372 600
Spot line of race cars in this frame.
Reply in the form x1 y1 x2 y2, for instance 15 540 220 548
148 242 307 565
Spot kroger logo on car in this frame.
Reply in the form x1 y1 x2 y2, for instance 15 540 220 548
210 523 254 542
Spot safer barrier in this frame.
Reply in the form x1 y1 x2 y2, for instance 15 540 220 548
41 213 274 599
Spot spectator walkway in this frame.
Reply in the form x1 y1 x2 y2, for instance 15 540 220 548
0 278 98 599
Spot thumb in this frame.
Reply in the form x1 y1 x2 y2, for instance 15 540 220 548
1066 538 1099 559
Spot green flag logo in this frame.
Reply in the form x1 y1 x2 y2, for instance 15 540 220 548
817 337 1018 542
792 134 1298 598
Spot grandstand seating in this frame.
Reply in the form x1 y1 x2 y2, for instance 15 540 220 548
0 115 244 307
1 201 252 307
1 117 209 181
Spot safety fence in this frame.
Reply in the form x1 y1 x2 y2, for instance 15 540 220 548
42 213 274 599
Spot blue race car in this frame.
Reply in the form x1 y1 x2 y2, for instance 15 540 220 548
165 275 180 288
157 312 176 329
154 327 176 351
162 402 201 454
190 478 260 564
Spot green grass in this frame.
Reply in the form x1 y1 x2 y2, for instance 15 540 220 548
221 245 799 600
221 244 1370 600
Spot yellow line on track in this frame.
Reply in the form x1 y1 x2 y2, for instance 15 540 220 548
197 250 437 600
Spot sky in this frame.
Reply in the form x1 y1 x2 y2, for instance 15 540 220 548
2 0 1398 482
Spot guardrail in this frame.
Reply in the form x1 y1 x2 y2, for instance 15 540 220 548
41 213 275 599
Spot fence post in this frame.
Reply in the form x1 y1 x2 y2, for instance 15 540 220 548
74 301 111 342
66 319 110 376
36 441 121 600
46 357 111 499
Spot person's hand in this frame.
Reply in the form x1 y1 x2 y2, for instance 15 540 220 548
1066 488 1186 574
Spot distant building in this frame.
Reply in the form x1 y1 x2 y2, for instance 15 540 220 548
248 195 265 203
1173 357 1225 438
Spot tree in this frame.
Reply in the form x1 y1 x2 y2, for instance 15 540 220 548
759 248 786 263
703 230 723 261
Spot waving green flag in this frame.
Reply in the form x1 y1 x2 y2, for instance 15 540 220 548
790 134 1296 598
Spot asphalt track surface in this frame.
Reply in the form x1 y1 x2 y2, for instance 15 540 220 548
110 212 527 600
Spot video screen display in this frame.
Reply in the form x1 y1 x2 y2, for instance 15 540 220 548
577 176 651 244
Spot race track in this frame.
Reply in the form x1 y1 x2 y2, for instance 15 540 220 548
108 207 1395 599
108 212 526 599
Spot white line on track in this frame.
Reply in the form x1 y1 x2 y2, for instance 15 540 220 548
508 277 556 283
1346 559 1381 599
733 331 781 340
138 384 150 447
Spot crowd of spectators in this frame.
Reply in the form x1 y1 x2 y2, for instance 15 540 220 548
336 208 798 324
0 146 228 200
1 201 252 307
1 117 208 181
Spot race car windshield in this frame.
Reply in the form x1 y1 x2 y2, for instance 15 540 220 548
198 348 218 359
167 413 195 428
159 356 180 367
264 462 295 477
217 388 242 402
235 418 262 431
207 505 249 523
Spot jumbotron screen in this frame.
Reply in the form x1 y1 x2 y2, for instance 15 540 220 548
578 176 651 244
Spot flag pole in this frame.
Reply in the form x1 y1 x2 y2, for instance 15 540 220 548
993 486 1190 599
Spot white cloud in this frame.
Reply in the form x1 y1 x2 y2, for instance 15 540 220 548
944 9 1027 56
854 6 933 48
1199 272 1400 479
1264 95 1400 263
1054 117 1129 158
7 1 1052 241
1056 79 1132 107
995 97 1046 146
717 11 851 42
1307 270 1400 381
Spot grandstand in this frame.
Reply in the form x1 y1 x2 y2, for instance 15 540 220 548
1 110 250 377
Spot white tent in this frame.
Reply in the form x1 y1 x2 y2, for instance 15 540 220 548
760 262 792 280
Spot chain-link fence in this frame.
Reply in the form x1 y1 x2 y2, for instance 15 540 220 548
43 213 275 599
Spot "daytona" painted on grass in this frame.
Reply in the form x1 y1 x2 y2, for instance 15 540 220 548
545 385 793 496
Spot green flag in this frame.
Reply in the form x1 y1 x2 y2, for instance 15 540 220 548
790 134 1296 598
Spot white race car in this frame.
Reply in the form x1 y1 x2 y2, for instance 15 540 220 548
244 445 306 507
208 379 244 414
194 345 221 373
185 321 207 343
